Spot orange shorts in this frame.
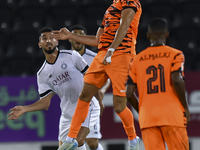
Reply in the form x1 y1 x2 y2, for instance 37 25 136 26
84 50 133 96
141 126 189 150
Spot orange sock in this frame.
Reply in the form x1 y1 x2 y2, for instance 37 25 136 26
68 99 90 138
117 107 137 140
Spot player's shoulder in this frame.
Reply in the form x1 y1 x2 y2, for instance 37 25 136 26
83 48 97 57
37 61 47 76
59 49 73 55
134 47 149 60
60 49 82 57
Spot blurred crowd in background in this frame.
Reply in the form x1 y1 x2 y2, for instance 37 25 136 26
0 0 200 77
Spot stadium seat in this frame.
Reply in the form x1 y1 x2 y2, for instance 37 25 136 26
16 7 46 21
6 42 37 60
143 2 173 25
12 18 44 33
49 0 80 7
180 1 200 15
77 6 106 34
170 27 199 40
82 0 112 7
172 13 200 29
168 37 199 55
4 57 35 76
77 15 103 35
45 16 75 30
18 0 48 8
184 52 197 71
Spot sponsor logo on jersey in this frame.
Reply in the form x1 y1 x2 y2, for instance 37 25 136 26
52 71 71 86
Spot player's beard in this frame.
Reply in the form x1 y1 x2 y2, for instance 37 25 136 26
44 46 57 54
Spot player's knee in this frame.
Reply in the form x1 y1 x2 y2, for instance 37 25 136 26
76 137 85 146
79 92 92 102
113 96 126 113
87 139 98 149
113 104 126 113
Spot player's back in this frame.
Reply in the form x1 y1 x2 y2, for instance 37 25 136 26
132 45 186 129
98 0 142 55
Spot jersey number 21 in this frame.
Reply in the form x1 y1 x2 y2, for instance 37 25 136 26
146 64 165 94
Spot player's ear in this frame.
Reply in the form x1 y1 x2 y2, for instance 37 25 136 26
166 31 169 38
147 32 150 39
38 42 41 48
56 40 59 46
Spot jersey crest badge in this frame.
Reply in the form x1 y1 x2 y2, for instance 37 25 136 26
61 63 67 69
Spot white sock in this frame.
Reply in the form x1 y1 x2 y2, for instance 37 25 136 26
77 143 86 150
129 137 138 146
66 136 74 143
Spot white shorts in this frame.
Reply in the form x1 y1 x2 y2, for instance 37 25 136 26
58 97 102 142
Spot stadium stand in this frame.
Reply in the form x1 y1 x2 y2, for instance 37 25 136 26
1 0 200 76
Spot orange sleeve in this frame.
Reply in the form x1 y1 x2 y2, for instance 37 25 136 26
171 52 185 73
121 0 140 12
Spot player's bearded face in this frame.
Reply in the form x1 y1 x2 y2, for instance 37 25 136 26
72 41 84 51
40 32 58 54
71 29 85 51
43 43 57 54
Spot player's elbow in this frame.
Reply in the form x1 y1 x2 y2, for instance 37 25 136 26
45 106 49 110
171 72 184 85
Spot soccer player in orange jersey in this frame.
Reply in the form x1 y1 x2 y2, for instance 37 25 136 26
51 0 142 150
126 18 190 150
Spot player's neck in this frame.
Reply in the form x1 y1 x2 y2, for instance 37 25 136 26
45 48 59 63
150 40 165 46
78 48 85 56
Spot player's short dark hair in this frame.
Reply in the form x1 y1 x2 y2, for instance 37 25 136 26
148 18 168 32
39 27 53 35
70 25 87 34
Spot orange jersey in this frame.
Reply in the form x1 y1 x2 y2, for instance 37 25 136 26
98 0 142 55
128 45 186 129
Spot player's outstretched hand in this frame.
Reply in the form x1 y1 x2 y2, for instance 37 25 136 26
7 106 25 120
51 27 71 40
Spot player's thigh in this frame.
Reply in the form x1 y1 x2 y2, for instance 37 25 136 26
58 116 71 143
84 58 108 94
106 53 132 97
86 116 102 139
161 126 189 150
85 138 99 149
141 127 166 150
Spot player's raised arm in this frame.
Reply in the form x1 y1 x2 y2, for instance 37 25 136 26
51 27 104 47
7 92 54 120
